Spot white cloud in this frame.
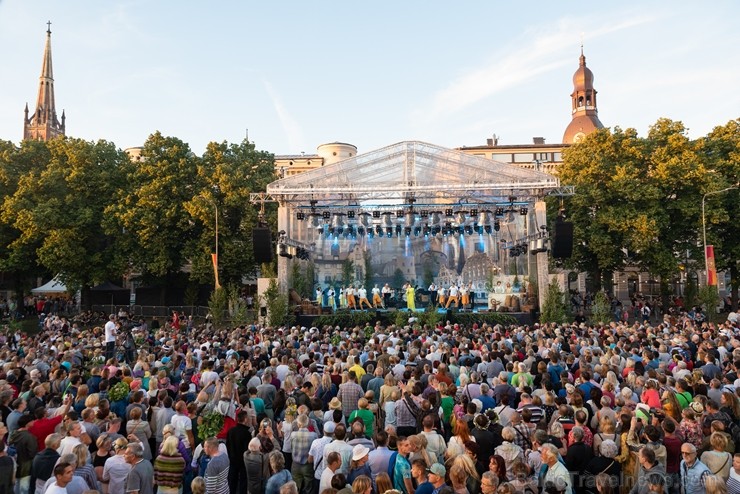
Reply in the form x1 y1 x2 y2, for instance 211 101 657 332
263 79 305 152
414 12 659 125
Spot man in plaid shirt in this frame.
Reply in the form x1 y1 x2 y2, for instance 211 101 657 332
510 412 532 450
337 370 363 418
291 414 318 494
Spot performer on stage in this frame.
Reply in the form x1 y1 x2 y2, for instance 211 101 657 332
461 284 470 309
339 287 346 307
328 286 336 310
445 284 460 309
346 286 357 310
316 286 323 306
437 285 446 308
372 284 384 308
406 283 416 311
428 283 437 307
382 283 392 308
358 286 372 310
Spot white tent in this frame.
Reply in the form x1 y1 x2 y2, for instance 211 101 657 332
31 278 68 294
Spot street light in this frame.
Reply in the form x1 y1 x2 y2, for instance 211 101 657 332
702 184 738 290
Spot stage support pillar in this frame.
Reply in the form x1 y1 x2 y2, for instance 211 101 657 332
535 201 549 310
277 203 290 294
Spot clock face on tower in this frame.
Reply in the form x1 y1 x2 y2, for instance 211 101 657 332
573 132 586 143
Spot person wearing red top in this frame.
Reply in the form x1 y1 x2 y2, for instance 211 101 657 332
172 311 181 331
641 379 662 409
28 396 71 451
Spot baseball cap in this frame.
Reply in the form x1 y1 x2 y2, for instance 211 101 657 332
427 463 446 477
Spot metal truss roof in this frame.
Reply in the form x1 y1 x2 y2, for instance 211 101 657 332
266 141 559 204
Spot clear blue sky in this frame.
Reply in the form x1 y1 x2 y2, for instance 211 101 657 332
2 1 739 156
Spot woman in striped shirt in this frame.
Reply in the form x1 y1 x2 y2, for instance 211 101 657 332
154 436 186 494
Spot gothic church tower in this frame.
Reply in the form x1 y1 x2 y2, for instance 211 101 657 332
24 22 66 141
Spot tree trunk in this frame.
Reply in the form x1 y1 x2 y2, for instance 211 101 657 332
660 279 671 313
13 272 24 318
591 268 603 293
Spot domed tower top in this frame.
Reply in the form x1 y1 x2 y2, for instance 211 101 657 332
562 47 603 144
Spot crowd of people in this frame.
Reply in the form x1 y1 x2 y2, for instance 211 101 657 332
0 304 739 494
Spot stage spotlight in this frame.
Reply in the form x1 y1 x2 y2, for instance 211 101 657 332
347 210 355 219
358 212 371 227
469 209 478 217
494 220 501 232
368 229 374 238
414 227 421 236
484 225 492 234
445 208 454 217
382 213 394 228
420 210 429 218
423 226 431 236
465 226 473 235
395 225 402 236
519 206 528 216
296 211 305 220
278 243 292 259
375 225 382 235
372 211 381 219
432 225 441 236
495 207 505 216
322 211 331 220
404 227 411 237
386 227 393 237
396 209 405 217
357 226 365 236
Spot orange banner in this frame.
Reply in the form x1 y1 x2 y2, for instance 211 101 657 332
706 245 717 286
211 253 221 289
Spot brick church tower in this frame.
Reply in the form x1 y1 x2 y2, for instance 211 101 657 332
24 22 66 141
562 47 603 144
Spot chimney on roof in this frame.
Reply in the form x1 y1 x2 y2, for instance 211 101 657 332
487 134 499 147
533 137 545 145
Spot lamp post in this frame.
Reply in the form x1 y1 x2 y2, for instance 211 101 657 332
702 185 737 289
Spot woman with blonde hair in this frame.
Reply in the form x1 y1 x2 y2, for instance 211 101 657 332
154 435 186 494
126 407 153 460
191 476 206 494
452 454 481 493
351 475 372 494
593 417 617 456
92 433 114 489
701 432 732 480
374 472 393 494
705 474 729 494
74 385 89 414
85 393 101 412
408 434 436 465
74 443 101 491
379 373 399 408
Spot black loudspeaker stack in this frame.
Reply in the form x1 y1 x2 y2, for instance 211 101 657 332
552 221 574 259
252 228 273 263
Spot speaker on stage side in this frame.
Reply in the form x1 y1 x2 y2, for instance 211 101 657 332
552 221 573 259
252 228 273 263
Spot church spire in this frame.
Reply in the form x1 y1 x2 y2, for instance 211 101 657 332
24 22 66 141
562 47 604 144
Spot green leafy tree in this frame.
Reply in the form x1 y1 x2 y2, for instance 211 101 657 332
208 287 228 327
264 278 291 327
2 138 129 294
540 280 569 324
0 139 51 304
105 132 201 291
555 127 647 291
342 259 355 286
699 119 740 310
185 139 276 286
589 291 611 325
363 252 373 292
290 262 309 298
636 119 710 308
